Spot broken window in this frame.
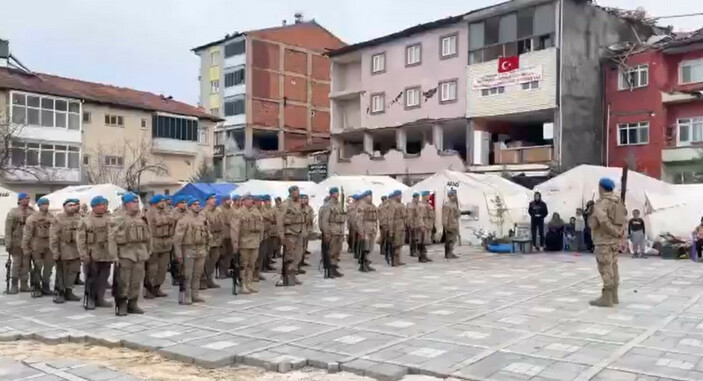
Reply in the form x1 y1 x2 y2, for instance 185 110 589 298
517 7 534 38
224 40 245 58
499 13 517 43
469 22 484 51
484 17 500 46
225 68 245 87
224 96 245 116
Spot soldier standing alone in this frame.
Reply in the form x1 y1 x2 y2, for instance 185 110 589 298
588 178 626 307
201 193 223 289
109 193 151 316
76 196 116 309
231 194 263 294
49 199 82 303
441 190 460 259
5 192 35 294
319 187 345 277
22 197 54 295
173 198 210 304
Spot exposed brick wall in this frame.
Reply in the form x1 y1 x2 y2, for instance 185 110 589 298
284 132 308 150
311 82 330 108
311 110 330 133
284 104 308 131
284 49 307 75
283 75 307 103
252 69 280 100
249 23 346 53
252 40 280 70
252 99 279 127
312 55 331 81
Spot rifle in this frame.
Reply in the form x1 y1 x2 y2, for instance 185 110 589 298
320 233 331 279
53 260 66 303
384 231 393 266
29 256 42 298
111 262 120 313
3 256 10 294
620 164 629 205
229 251 240 295
83 261 96 310
276 243 291 287
169 252 185 303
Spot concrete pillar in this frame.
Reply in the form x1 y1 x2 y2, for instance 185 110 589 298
396 128 407 154
552 108 560 165
363 132 373 155
432 124 444 151
245 127 254 157
467 120 475 165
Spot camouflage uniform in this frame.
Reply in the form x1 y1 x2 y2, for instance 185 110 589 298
109 209 151 314
173 208 210 304
347 200 358 254
319 197 345 276
77 210 116 308
145 206 174 297
354 197 378 272
388 196 407 266
202 204 224 289
231 204 263 293
22 209 54 294
417 198 434 262
377 199 390 257
258 203 276 275
442 198 460 258
5 205 35 292
406 200 421 257
588 191 626 307
217 202 234 278
49 210 82 302
278 197 305 285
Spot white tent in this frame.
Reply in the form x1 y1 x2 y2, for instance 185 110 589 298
646 203 703 240
0 185 19 240
403 170 532 244
315 175 409 206
43 184 137 213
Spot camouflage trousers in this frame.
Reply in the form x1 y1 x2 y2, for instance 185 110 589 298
595 244 620 288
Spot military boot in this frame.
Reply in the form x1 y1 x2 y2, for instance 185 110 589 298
84 295 96 310
419 254 429 263
589 287 614 308
191 289 205 303
74 274 84 286
181 288 193 305
249 276 259 293
612 284 619 304
116 299 128 316
291 274 303 285
239 272 251 294
19 280 31 293
96 296 113 308
446 252 459 259
206 277 220 289
41 282 55 296
127 298 144 314
8 279 18 295
53 290 65 304
365 260 376 272
332 266 344 278
65 288 81 302
154 286 168 298
144 286 155 299
297 265 306 275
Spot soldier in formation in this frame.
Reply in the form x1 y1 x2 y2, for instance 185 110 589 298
173 197 209 305
231 194 263 294
217 195 233 278
355 190 378 272
279 186 305 285
406 193 420 258
417 191 434 263
144 194 173 298
319 187 345 277
76 196 115 309
22 197 53 295
386 190 407 267
202 193 223 289
5 192 35 293
49 198 83 303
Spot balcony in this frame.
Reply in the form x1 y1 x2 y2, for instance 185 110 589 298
3 167 81 184
152 138 200 156
662 146 703 163
493 142 553 164
224 54 245 69
330 88 363 101
224 83 245 98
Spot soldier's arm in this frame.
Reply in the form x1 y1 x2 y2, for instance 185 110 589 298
49 218 60 260
230 217 240 252
146 221 153 255
4 212 14 248
319 206 330 235
593 204 621 238
108 216 126 261
172 219 185 261
76 219 89 262
21 217 34 256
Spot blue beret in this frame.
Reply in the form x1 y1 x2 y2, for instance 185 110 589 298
206 192 216 200
164 196 171 201
412 192 419 198
361 190 372 198
393 190 403 197
300 194 308 198
221 194 230 200
37 197 49 206
263 195 271 201
17 192 29 201
352 194 359 200
329 187 339 195
173 195 187 204
289 186 299 192
150 195 164 205
90 196 107 207
232 195 241 201
63 198 80 206
599 177 615 191
122 193 138 204
187 198 200 206
421 191 430 197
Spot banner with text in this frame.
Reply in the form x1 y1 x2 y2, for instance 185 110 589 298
472 66 542 90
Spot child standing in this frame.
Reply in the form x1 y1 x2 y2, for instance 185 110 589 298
574 208 586 252
628 209 646 258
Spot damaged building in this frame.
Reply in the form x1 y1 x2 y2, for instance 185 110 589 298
327 0 665 185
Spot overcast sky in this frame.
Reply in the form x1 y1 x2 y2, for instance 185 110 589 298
1 0 700 105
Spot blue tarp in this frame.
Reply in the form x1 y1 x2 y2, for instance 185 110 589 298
173 183 238 205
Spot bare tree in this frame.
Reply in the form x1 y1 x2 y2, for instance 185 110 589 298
122 138 168 193
0 109 45 181
83 142 125 185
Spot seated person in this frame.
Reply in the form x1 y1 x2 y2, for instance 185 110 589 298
564 217 576 251
545 213 565 252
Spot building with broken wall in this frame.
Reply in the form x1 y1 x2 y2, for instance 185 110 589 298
327 0 664 185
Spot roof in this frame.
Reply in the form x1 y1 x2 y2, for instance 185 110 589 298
662 28 703 51
173 183 238 204
0 67 221 121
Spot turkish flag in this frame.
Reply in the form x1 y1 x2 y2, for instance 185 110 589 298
498 56 519 73
429 193 435 209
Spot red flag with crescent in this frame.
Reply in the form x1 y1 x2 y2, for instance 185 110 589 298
429 192 435 209
498 56 519 73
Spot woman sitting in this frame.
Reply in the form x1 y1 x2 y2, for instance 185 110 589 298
545 213 565 252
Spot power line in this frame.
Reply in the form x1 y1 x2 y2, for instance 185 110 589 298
653 12 703 20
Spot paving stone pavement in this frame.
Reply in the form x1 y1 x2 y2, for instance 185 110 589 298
0 356 139 381
1 243 702 381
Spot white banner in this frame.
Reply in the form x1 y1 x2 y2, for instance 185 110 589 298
472 66 543 90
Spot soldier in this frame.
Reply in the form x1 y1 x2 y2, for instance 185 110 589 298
442 190 460 259
377 195 390 260
299 194 314 271
588 177 626 308
76 196 116 309
201 193 223 290
22 197 54 296
406 193 421 258
109 193 151 316
171 195 188 222
387 190 407 267
217 195 233 279
260 195 277 273
173 198 210 304
272 197 283 258
319 188 345 277
355 190 378 272
231 194 263 294
417 191 434 263
5 192 35 294
49 198 81 303
80 203 88 217
144 194 173 298
278 186 305 285
347 195 359 256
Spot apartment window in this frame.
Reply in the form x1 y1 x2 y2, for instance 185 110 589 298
406 44 422 66
678 117 703 145
617 122 649 146
480 86 505 96
224 67 245 87
198 127 207 145
104 155 124 167
469 3 555 64
10 141 79 169
151 115 199 142
210 107 220 117
521 81 539 90
681 59 703 84
370 93 385 114
440 34 458 59
371 53 385 74
83 154 90 165
618 65 648 90
439 80 458 103
224 40 245 58
405 87 421 109
141 118 147 129
11 92 80 129
210 80 220 94
104 114 124 127
210 51 220 63
82 112 91 123
224 97 245 116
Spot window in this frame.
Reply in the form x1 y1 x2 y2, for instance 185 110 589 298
210 80 220 94
210 51 220 63
224 68 245 87
406 44 422 66
371 53 385 74
11 92 80 129
198 127 207 145
617 122 649 146
480 87 505 96
224 40 245 58
83 155 90 165
9 142 79 169
681 60 703 84
618 65 649 90
210 107 220 117
104 114 124 127
104 155 124 167
370 93 385 114
224 97 245 116
151 115 199 142
439 80 458 103
677 117 703 145
521 81 539 90
440 34 458 59
141 118 147 129
405 87 421 109
82 112 91 123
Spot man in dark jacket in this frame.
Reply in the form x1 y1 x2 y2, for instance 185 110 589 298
528 192 548 251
